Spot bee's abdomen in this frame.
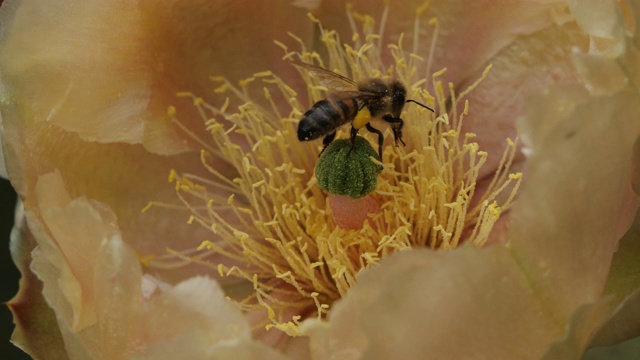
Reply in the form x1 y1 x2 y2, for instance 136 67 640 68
297 98 357 141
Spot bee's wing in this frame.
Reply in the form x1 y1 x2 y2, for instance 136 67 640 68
290 60 357 91
327 90 378 102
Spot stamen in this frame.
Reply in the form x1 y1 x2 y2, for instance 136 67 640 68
138 8 522 336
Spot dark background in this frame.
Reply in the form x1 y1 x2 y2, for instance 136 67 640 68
1 0 27 355
1 178 29 359
1 0 29 355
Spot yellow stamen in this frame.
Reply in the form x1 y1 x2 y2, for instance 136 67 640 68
140 6 521 336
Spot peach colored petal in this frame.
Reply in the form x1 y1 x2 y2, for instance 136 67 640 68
129 274 295 359
568 0 627 56
281 336 312 359
7 202 67 359
303 77 640 360
460 22 586 179
19 170 279 359
514 90 640 355
24 171 139 356
29 175 112 333
0 2 150 150
0 117 215 280
0 0 315 280
315 1 565 85
511 91 640 316
130 276 254 356
0 0 314 155
518 84 590 154
303 247 560 359
93 235 147 356
139 338 293 360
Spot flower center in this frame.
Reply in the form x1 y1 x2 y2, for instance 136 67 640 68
142 9 521 337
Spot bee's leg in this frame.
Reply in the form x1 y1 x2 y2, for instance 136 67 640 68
365 123 384 159
382 115 406 146
347 126 358 156
320 131 336 156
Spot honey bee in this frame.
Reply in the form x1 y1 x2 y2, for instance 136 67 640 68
291 60 433 158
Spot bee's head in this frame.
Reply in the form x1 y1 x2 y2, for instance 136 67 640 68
390 80 407 117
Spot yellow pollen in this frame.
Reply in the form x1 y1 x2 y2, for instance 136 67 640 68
140 6 522 336
197 241 214 251
352 106 371 129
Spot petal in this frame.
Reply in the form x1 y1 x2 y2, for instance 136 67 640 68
304 77 640 360
0 0 315 280
92 235 144 356
314 0 565 85
7 202 67 359
460 21 586 179
29 171 116 332
568 0 627 56
136 278 292 360
1 112 220 280
511 91 640 313
140 276 252 347
511 88 640 355
138 338 293 360
0 0 314 154
587 212 640 347
0 1 150 149
20 171 274 358
303 247 562 359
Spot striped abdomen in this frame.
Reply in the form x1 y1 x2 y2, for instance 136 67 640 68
297 97 359 141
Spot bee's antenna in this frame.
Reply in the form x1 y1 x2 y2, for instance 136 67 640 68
406 99 434 112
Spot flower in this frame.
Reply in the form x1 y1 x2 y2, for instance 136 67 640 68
1 1 639 359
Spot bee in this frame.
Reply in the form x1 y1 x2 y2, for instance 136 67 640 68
291 60 433 158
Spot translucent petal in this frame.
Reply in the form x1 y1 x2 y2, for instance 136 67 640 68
7 202 67 359
18 171 272 358
0 0 315 280
0 0 314 154
303 247 561 359
304 82 640 360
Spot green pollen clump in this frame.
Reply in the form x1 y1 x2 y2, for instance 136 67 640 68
315 136 383 198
